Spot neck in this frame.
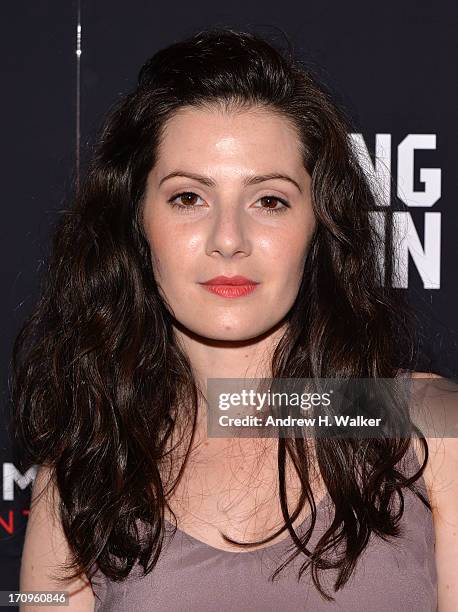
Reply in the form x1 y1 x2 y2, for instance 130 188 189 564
170 318 289 448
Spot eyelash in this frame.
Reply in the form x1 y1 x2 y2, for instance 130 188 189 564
166 191 290 215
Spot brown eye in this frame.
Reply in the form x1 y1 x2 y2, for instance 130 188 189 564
177 193 199 206
167 191 205 212
261 196 281 209
255 196 289 215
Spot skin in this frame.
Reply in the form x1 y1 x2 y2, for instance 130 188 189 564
410 376 458 611
142 105 316 395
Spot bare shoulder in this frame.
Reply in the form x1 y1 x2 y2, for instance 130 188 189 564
20 465 95 611
409 371 458 505
409 371 458 610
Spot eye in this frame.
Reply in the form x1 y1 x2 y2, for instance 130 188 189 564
253 196 290 215
166 192 290 215
167 191 205 212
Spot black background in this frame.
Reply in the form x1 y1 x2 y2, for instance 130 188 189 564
1 0 456 596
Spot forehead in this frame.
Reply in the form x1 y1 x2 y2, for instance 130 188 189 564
155 105 305 173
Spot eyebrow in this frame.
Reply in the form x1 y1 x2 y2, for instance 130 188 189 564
158 170 303 194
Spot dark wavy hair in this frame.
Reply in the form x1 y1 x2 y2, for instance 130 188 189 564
10 26 430 601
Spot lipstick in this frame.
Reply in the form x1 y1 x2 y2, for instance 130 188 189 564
199 275 260 298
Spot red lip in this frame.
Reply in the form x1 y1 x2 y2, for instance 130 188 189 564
201 275 259 286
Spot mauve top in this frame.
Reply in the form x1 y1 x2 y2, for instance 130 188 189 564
90 443 438 611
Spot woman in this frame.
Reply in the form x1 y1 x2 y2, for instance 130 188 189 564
12 27 457 611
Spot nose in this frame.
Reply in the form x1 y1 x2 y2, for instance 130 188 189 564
205 204 251 258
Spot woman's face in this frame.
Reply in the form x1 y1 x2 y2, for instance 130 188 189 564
142 106 316 342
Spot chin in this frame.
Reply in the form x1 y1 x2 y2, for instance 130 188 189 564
210 328 265 342
178 319 271 343
206 326 260 341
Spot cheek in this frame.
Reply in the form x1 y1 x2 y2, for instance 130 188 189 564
143 219 169 278
292 216 316 266
265 226 313 277
146 222 199 279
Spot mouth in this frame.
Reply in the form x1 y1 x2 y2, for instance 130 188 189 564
198 275 260 299
199 284 259 298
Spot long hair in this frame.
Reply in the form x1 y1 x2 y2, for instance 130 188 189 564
10 27 429 601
